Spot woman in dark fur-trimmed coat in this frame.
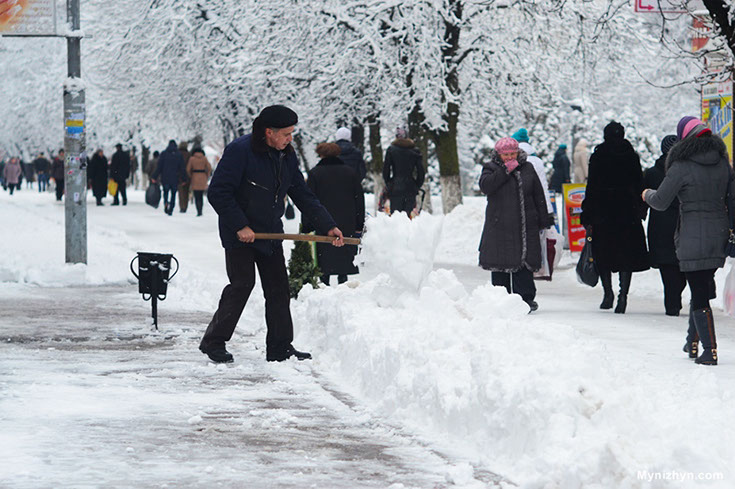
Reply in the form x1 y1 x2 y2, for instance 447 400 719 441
581 121 649 314
643 116 735 366
479 137 554 312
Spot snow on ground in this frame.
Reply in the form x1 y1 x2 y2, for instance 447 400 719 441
2 188 735 488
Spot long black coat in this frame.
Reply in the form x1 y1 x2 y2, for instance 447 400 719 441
208 133 336 254
549 147 571 193
382 139 425 198
304 156 365 276
645 134 734 272
478 151 554 272
643 154 679 267
110 149 130 183
581 139 649 272
88 153 108 199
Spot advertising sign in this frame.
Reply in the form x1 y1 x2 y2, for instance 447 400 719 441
701 78 733 161
562 183 586 253
0 0 56 36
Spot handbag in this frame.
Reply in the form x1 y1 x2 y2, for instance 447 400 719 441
145 183 161 208
576 236 599 287
107 178 118 196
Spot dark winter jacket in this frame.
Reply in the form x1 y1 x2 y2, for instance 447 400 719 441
110 149 131 183
152 142 186 187
21 160 34 181
383 138 425 197
88 153 108 199
336 139 367 181
581 138 649 272
208 133 337 254
33 157 50 174
645 134 734 272
52 157 65 182
549 147 571 193
304 156 365 276
478 151 554 272
643 154 679 267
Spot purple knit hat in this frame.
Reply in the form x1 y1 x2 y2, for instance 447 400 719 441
676 116 705 139
495 137 519 154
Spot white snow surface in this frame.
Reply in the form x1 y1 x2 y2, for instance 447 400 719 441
2 189 734 488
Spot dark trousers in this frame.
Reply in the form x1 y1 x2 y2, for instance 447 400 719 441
55 179 64 201
193 190 205 215
321 274 347 286
659 264 687 315
113 180 127 205
179 181 190 212
8 183 16 195
162 184 177 213
685 269 717 310
201 247 293 353
492 268 536 303
390 193 416 215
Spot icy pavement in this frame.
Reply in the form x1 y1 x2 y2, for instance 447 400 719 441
0 283 504 489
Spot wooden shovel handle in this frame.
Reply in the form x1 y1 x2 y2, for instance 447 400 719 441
253 233 361 246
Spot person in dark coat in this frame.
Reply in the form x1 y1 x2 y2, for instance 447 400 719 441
643 116 734 366
32 152 51 192
479 137 555 312
199 105 345 364
152 140 186 215
643 135 685 316
109 144 130 206
51 149 65 201
178 141 191 213
549 144 571 193
335 127 367 182
304 142 365 286
88 149 108 205
581 121 649 314
382 128 425 215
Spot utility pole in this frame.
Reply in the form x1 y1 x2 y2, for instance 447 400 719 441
63 0 87 264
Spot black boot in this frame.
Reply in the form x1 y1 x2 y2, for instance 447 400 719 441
599 269 614 310
199 342 234 363
614 272 632 314
682 305 699 359
692 308 717 365
266 345 312 362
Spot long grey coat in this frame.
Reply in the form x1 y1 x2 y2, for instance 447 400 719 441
645 134 735 272
478 151 554 272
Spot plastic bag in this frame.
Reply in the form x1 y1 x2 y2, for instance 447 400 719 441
576 236 598 287
723 264 735 317
107 179 118 196
145 183 161 208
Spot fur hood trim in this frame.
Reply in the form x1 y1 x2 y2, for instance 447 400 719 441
392 138 416 149
665 134 728 170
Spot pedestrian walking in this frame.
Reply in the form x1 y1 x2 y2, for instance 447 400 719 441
573 139 589 184
335 127 367 182
32 152 51 192
52 149 65 201
382 127 425 215
478 137 554 312
643 117 734 366
21 159 34 189
185 147 212 216
178 141 191 213
88 149 108 206
581 121 649 314
304 142 365 286
152 140 186 216
642 135 685 316
3 157 22 195
145 150 159 187
549 144 571 193
110 144 130 206
199 105 344 364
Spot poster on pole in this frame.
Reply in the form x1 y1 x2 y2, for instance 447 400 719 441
562 183 587 253
0 0 56 36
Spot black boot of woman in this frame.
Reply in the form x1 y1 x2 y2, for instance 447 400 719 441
692 308 717 365
599 268 614 310
614 271 632 314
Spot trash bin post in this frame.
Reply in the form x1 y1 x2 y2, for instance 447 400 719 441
130 252 179 330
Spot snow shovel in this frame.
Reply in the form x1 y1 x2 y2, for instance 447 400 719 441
254 233 361 246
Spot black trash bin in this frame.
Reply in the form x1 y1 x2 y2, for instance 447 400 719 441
130 252 179 329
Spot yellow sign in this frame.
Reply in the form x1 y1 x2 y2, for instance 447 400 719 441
702 81 733 162
0 0 56 36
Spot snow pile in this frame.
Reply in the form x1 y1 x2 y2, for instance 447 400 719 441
295 204 735 488
357 211 444 292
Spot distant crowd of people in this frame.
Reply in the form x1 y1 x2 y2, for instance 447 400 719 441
1 151 66 200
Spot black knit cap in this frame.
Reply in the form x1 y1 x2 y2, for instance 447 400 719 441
603 121 625 141
660 135 678 155
257 105 298 129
